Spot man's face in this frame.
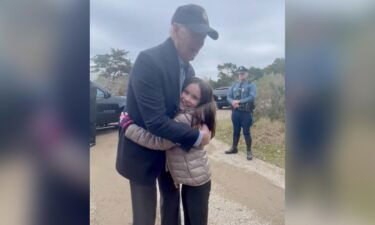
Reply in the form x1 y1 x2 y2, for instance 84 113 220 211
238 72 248 81
173 24 206 62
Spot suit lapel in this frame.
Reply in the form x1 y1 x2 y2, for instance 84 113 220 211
185 63 195 80
162 38 181 110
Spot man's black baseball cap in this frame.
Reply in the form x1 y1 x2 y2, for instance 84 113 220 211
171 4 219 40
237 66 248 73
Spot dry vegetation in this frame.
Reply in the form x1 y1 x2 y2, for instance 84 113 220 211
215 116 285 168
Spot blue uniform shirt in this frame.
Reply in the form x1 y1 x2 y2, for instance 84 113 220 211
227 80 257 105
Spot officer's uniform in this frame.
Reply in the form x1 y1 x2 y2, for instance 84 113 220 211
226 70 256 159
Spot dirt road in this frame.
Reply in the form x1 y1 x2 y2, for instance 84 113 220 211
91 110 285 225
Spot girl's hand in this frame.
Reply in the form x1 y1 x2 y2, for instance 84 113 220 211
119 112 133 132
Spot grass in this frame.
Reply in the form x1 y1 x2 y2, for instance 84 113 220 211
215 117 285 168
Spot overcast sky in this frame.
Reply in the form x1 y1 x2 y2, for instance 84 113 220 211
90 0 285 80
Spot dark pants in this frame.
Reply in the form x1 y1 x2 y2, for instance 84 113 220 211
181 181 211 225
231 110 253 139
129 171 180 225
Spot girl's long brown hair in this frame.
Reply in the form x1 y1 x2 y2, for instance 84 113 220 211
182 77 216 138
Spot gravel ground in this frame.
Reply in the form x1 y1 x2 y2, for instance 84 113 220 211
208 139 285 189
206 139 284 225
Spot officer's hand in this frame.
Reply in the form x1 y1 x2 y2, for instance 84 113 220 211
199 124 211 146
232 101 240 108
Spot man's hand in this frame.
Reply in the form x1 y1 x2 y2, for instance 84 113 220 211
231 100 240 109
199 124 212 146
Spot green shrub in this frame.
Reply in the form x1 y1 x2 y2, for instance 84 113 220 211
253 74 285 122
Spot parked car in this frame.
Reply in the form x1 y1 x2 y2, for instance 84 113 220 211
213 87 230 109
91 81 127 127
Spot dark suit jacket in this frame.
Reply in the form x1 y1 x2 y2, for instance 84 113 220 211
116 38 199 184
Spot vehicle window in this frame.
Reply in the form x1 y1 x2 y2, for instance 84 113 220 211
97 88 105 98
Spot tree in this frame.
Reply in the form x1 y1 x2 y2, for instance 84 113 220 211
208 78 219 89
209 58 284 89
91 48 132 78
215 63 238 87
263 58 285 75
248 66 264 81
91 49 132 96
214 63 264 87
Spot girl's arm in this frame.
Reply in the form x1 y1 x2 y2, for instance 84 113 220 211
124 113 191 150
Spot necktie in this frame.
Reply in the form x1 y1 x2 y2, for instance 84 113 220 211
239 82 244 99
180 64 188 93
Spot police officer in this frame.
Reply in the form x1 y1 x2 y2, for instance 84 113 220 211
225 66 256 160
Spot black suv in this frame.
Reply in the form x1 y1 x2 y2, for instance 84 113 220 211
213 87 230 109
91 82 127 127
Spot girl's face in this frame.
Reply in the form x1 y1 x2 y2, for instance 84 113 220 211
180 83 201 111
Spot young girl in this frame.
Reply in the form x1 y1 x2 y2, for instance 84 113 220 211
124 77 216 225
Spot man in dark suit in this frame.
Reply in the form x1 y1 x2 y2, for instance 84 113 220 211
116 4 218 225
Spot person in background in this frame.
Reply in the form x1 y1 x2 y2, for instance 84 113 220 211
226 66 256 160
